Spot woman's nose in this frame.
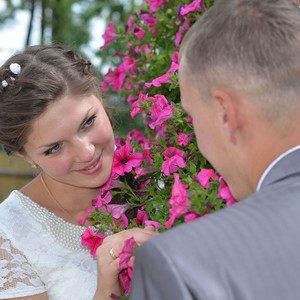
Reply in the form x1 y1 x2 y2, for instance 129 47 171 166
74 137 95 162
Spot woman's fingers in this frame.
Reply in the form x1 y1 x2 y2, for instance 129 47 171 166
97 227 158 263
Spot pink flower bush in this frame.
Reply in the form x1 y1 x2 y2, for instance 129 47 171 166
82 0 236 298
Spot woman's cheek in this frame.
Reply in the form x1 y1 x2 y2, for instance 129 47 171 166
43 156 73 177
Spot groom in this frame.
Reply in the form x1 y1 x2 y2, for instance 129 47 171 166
130 0 300 299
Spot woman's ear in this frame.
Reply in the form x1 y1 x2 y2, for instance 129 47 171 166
16 151 37 168
212 90 240 144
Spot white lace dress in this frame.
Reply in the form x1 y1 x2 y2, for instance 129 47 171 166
0 190 97 300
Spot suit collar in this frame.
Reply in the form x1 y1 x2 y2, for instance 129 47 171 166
257 146 300 190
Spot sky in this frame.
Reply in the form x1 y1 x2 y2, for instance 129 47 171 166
0 0 106 66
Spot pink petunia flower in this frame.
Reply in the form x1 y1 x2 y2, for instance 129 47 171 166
101 68 114 93
144 220 162 229
112 141 144 176
148 101 174 130
106 203 131 228
196 168 219 189
130 93 149 118
81 228 106 257
162 147 187 176
106 204 131 219
134 167 156 179
184 210 208 223
217 178 237 206
118 237 138 296
145 52 179 88
100 21 120 50
111 56 137 91
177 132 193 146
175 18 190 46
180 0 206 16
145 0 168 13
134 25 146 39
140 12 157 28
136 208 149 226
165 173 191 228
93 191 112 208
118 236 137 270
126 14 134 32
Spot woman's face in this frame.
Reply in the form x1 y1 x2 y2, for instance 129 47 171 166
22 94 115 188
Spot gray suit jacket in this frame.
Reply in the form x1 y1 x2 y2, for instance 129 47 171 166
130 149 300 300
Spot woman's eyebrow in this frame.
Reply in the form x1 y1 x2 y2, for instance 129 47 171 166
39 107 94 149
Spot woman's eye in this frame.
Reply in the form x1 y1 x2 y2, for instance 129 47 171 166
83 114 97 128
44 143 60 156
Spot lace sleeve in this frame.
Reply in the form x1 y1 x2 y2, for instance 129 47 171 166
0 236 46 298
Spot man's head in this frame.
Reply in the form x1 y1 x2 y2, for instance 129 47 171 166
179 0 300 200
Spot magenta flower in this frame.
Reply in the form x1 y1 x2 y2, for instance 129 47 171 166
81 228 106 257
136 208 149 226
184 210 207 223
180 0 206 16
134 25 146 39
145 53 179 88
162 147 187 176
145 0 168 13
100 21 120 50
130 93 149 118
118 236 137 270
140 12 157 28
101 68 114 93
177 132 193 146
148 101 174 130
118 237 138 296
112 57 137 91
175 18 190 46
134 167 155 179
165 173 191 228
128 129 148 144
119 268 133 297
217 178 237 206
107 204 131 219
93 191 112 208
107 204 131 228
144 220 162 229
99 172 123 196
112 140 144 176
196 168 219 189
126 14 134 31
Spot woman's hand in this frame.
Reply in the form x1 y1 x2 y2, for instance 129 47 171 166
93 226 158 300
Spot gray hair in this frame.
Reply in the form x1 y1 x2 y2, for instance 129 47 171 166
180 0 300 121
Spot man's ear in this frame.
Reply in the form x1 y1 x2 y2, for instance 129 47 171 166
212 90 240 144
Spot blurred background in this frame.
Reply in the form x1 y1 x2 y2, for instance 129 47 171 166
0 0 143 200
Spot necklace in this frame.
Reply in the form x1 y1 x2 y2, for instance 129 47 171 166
40 173 83 226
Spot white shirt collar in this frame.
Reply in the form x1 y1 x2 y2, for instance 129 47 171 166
256 145 300 191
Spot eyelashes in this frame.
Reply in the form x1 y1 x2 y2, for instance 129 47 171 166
82 114 97 129
43 114 97 156
43 143 60 156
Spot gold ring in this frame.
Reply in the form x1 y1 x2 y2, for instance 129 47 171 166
109 248 118 260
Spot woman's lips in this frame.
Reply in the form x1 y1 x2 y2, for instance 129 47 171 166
78 155 103 175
